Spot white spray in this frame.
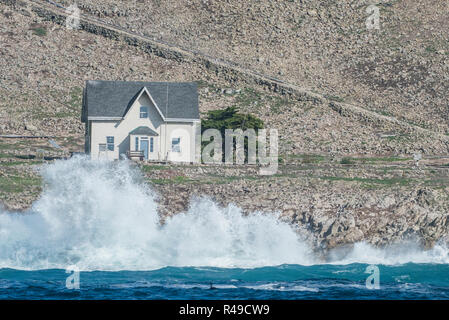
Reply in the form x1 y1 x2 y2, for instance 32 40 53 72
0 157 447 271
0 157 315 270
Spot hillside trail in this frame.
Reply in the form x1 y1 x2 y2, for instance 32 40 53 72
14 0 449 146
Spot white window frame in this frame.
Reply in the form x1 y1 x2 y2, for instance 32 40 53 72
140 106 148 118
171 137 181 153
106 136 114 151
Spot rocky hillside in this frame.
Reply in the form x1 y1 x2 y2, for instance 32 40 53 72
59 0 449 134
0 0 448 251
1 0 448 157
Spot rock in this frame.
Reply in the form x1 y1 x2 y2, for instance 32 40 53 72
24 123 37 132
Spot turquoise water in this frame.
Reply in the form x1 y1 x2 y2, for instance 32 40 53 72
1 264 448 299
1 159 448 299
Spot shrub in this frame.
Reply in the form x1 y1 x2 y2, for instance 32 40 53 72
201 106 264 162
340 157 355 165
32 27 47 36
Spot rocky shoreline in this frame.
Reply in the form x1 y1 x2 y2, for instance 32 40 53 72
144 161 449 252
1 153 449 252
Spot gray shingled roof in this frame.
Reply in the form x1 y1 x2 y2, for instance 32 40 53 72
129 126 159 136
81 80 199 122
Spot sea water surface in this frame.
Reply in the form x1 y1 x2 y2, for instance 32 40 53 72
1 263 449 299
0 158 448 299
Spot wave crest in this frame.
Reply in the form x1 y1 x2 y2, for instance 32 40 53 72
0 157 447 271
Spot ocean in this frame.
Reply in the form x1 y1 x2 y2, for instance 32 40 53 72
0 158 448 300
1 264 449 299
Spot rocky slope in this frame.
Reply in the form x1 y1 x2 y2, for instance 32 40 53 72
59 0 449 134
143 161 449 251
1 1 448 156
0 0 448 252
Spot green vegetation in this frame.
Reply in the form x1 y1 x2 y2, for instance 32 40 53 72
0 160 44 167
317 174 448 189
55 86 83 118
340 157 355 165
141 164 171 172
146 171 262 186
233 87 294 114
425 46 437 54
197 83 295 115
361 157 411 162
32 87 83 120
202 106 264 134
69 87 83 109
234 88 262 109
285 154 412 165
291 15 306 32
31 27 47 37
319 175 411 187
1 161 31 167
385 134 410 142
0 142 17 150
0 172 41 193
269 96 293 114
288 153 327 164
201 106 264 162
340 156 412 164
148 175 195 185
208 174 260 184
324 94 345 103
194 80 209 89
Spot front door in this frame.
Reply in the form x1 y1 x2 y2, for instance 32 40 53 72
140 139 149 160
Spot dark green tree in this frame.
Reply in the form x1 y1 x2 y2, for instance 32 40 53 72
201 106 264 162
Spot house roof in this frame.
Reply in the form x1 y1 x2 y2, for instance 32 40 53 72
129 126 159 136
81 80 199 122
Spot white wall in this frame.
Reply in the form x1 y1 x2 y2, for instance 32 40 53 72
164 122 197 163
90 120 119 160
89 90 199 162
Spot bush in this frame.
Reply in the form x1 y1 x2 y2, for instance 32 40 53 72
32 27 47 36
340 157 355 165
201 106 264 162
201 106 264 133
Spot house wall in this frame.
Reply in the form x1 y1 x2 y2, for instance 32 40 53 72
162 122 198 163
90 120 120 160
89 91 199 162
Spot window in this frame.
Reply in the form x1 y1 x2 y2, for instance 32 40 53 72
140 106 148 118
135 137 139 151
106 136 114 151
171 137 180 152
150 137 154 153
99 144 106 152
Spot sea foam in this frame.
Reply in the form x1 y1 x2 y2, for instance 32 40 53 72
0 157 447 271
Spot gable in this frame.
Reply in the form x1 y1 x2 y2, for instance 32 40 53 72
123 87 165 122
82 80 199 122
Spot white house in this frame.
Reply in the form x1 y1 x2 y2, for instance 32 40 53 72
81 80 201 162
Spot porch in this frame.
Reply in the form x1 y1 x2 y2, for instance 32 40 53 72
129 126 159 161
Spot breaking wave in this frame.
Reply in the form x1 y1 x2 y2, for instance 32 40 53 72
0 157 447 271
